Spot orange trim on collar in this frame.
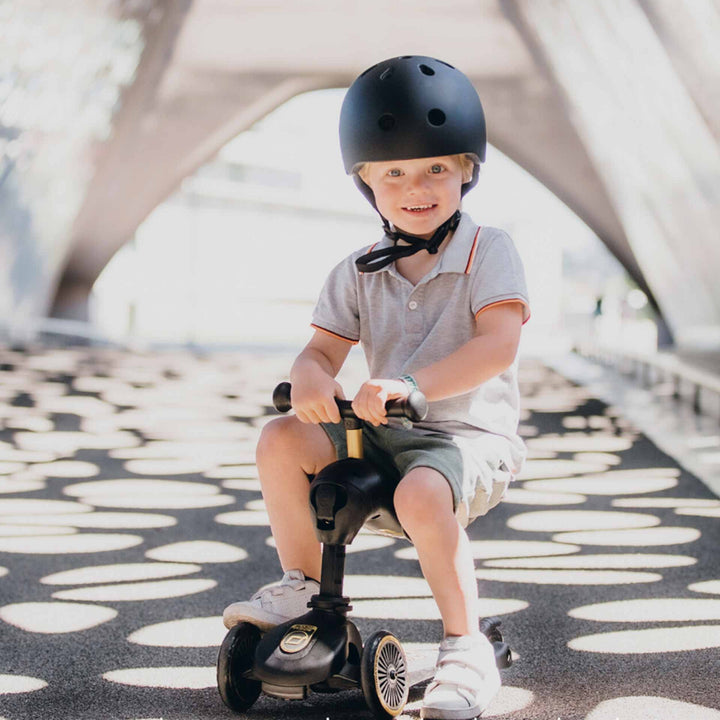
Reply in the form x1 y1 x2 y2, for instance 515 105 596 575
311 324 359 344
464 228 482 274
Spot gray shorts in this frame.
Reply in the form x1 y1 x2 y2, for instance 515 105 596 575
320 421 513 528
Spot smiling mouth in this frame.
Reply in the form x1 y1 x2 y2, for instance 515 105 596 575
403 204 437 213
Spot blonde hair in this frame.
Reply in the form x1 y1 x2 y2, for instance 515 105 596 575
357 154 476 185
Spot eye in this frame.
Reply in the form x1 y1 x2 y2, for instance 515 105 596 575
387 168 403 177
430 164 445 174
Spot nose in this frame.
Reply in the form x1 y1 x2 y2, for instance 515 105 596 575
405 170 429 194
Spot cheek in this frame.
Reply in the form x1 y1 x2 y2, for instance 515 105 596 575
441 180 463 205
373 188 398 216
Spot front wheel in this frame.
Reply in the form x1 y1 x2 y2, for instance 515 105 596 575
361 630 409 719
217 622 262 713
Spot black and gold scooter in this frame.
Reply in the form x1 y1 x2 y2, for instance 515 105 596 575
217 382 511 718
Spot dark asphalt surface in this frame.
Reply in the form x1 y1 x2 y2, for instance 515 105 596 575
1 345 719 720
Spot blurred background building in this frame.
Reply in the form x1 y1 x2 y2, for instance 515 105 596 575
1 0 719 358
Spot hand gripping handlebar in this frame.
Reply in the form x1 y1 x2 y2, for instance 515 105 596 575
272 381 428 423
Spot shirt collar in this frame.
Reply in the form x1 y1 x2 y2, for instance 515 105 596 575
368 212 479 277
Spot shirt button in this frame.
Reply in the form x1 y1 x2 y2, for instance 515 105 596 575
408 301 418 310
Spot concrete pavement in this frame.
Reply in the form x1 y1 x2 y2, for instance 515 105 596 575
1 345 719 720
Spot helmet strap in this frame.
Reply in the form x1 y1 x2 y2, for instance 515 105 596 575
355 210 461 273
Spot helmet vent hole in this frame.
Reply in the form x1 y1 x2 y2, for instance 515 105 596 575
419 64 435 76
380 67 394 81
378 114 396 131
427 108 446 127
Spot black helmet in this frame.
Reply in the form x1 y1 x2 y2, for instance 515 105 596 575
339 55 486 197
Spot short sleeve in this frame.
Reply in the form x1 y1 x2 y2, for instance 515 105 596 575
470 230 530 323
311 255 361 343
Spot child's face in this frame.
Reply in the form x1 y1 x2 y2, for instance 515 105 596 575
362 155 465 239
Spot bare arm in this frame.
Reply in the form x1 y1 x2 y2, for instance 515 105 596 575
289 329 353 424
413 302 524 401
352 302 524 425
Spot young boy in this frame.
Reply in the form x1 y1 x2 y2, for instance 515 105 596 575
224 56 530 719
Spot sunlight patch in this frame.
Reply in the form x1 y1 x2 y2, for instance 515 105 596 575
503 488 586 506
569 625 720 654
572 451 622 465
103 666 216 689
553 526 701 547
0 533 143 554
586 696 720 720
522 472 678 496
353 597 527 620
676 506 720 518
14 430 139 454
62 478 234 509
396 539 580 561
570 598 720 623
0 602 117 633
613 497 720 509
0 674 47 694
128 617 225 647
485 553 695 570
0 461 27 475
215 510 270 526
0 478 46 494
516 458 608 480
266 532 396 553
64 478 220 496
30 461 100 478
0 498 93 515
507 510 659 533
206 466 258 480
526 434 633 453
484 685 535 716
221 479 261 491
476 569 661 585
689 580 720 595
344 575 432 599
81 494 234 510
0 525 76 537
2 512 176 529
145 541 247 563
42 562 202 586
123 459 216 475
52 578 217 602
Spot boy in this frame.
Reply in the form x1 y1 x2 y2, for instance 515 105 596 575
224 56 530 719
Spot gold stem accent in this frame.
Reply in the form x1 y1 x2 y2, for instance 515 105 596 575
346 428 364 459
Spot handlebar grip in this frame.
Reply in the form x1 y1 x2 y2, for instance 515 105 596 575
272 382 293 413
272 382 428 423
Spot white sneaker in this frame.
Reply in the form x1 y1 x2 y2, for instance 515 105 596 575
421 634 501 720
222 569 320 631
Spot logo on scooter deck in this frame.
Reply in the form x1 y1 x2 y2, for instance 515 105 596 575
279 624 318 654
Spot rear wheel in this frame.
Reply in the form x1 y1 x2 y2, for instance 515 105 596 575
361 630 409 718
217 622 262 713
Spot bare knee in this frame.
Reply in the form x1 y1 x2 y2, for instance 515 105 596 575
256 416 298 460
256 416 335 476
393 468 455 533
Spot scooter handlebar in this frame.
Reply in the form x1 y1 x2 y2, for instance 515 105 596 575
272 381 428 423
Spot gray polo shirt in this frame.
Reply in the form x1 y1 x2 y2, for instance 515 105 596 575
311 212 530 469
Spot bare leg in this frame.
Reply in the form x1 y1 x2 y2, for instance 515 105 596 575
393 468 478 636
255 416 337 581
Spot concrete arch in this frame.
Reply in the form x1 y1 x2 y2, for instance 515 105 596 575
3 0 717 350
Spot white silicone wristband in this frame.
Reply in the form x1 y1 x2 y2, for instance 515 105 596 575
399 374 419 393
